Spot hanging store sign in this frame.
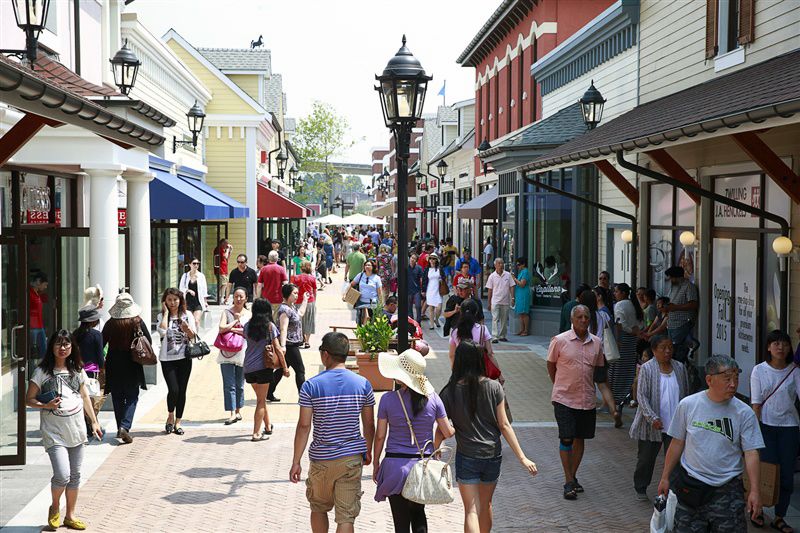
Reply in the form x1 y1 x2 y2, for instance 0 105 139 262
407 207 423 213
118 208 127 228
436 205 450 214
713 175 760 228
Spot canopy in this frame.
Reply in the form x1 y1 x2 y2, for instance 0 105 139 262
458 186 498 220
178 175 249 218
313 214 346 225
341 214 388 226
257 182 309 219
150 168 230 220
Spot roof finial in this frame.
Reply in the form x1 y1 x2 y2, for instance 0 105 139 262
402 34 407 47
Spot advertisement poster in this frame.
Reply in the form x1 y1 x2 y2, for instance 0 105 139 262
712 238 733 359
734 240 757 396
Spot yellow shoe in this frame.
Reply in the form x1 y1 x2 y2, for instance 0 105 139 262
63 517 87 530
47 506 60 530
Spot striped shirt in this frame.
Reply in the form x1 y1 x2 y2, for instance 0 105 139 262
299 368 375 461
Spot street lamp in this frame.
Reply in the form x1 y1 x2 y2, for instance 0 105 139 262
334 194 344 217
0 0 51 64
579 80 606 130
415 171 427 191
375 34 431 352
172 101 206 153
276 149 289 180
110 39 142 96
477 139 492 175
322 196 329 214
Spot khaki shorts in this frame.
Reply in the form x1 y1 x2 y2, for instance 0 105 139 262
219 274 229 286
305 454 363 524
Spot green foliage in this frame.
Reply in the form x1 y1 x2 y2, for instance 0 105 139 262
343 175 364 195
354 305 393 358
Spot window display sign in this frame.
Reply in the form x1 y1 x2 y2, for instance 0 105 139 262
712 238 733 358
713 175 760 228
734 239 757 396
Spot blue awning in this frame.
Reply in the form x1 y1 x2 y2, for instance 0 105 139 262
150 168 230 220
177 175 249 218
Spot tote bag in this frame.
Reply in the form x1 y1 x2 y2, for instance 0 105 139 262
603 321 621 362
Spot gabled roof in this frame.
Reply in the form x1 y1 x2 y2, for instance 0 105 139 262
197 47 271 72
457 0 536 67
164 29 268 116
524 48 800 171
437 106 458 126
429 128 476 165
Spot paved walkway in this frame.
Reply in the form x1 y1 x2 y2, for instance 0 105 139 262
3 267 784 532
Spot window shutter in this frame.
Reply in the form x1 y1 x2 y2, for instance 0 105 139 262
705 0 719 59
738 0 756 45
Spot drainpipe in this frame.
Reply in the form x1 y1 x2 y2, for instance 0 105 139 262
616 151 789 331
267 131 282 176
73 0 81 75
521 171 638 289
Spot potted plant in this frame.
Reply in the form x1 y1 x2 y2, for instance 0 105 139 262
353 307 395 391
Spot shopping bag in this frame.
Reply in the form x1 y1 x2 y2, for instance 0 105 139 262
650 491 677 533
84 377 101 397
603 321 620 362
200 310 213 330
343 286 361 307
744 461 780 508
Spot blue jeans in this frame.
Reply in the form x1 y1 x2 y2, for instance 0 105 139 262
408 292 422 322
759 423 799 517
30 328 47 359
110 382 139 431
220 364 245 412
455 452 502 484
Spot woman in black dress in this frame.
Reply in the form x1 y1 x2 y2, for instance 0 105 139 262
179 257 208 326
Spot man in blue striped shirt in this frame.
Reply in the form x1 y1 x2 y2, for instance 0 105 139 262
290 331 375 533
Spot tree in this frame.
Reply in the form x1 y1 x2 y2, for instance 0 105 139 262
292 101 353 204
342 175 364 195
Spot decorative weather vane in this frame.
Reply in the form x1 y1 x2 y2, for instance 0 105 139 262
250 35 264 49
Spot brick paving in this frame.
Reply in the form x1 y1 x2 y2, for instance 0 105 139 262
72 269 658 532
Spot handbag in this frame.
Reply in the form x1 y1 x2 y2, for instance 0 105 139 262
185 337 211 359
396 391 454 505
263 328 281 369
130 321 157 365
603 321 621 363
214 312 244 354
479 327 502 380
438 278 449 296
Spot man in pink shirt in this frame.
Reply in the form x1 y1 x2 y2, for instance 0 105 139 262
546 304 605 501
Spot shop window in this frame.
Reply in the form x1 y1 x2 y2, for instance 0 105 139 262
0 173 13 231
647 183 696 295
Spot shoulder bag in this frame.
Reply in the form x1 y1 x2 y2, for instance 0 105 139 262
438 276 449 296
214 310 245 354
130 319 157 365
263 327 281 369
396 391 454 505
479 326 502 380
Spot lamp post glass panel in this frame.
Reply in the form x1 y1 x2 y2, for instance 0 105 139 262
9 0 51 62
276 149 288 180
110 40 141 96
376 35 431 352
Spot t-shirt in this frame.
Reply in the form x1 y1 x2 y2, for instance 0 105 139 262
449 323 492 347
440 379 504 458
418 253 429 269
667 391 764 487
278 303 303 345
750 362 800 427
486 271 514 306
29 287 46 329
30 367 88 449
346 252 367 282
291 256 304 275
408 265 424 294
354 272 382 304
229 266 259 301
156 312 196 362
243 322 279 374
667 279 699 329
483 244 494 264
560 300 578 333
455 257 481 277
299 368 375 461
659 371 680 431
213 245 229 276
615 299 643 333
442 245 458 267
378 390 447 455
291 274 317 304
76 329 104 369
452 273 476 289
258 263 288 304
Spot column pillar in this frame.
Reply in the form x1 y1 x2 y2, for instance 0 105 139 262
125 172 153 323
87 168 122 297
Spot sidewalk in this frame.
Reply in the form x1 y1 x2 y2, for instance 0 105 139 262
1 268 783 532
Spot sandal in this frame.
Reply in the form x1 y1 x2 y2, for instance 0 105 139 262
563 482 578 500
771 518 792 533
165 423 174 434
264 424 274 436
251 433 269 441
224 417 237 425
751 514 765 528
572 478 584 493
173 427 185 435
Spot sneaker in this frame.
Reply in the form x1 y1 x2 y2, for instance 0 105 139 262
267 396 281 403
118 427 133 444
635 490 649 501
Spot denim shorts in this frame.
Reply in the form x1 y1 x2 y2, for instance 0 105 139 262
455 452 502 485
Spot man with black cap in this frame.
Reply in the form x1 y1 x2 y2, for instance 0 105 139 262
443 278 485 336
664 266 698 360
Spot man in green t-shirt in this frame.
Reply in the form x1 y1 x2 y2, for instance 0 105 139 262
345 243 367 282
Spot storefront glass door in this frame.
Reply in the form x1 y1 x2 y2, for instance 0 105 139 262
0 243 25 464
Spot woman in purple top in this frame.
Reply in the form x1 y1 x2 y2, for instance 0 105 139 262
373 349 454 533
447 299 499 374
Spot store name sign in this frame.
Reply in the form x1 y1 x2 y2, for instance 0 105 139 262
436 205 450 214
714 175 760 228
534 284 567 299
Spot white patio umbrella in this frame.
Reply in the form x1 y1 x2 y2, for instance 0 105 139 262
341 214 388 226
313 214 346 225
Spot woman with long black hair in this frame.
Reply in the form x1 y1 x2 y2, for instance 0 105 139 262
271 284 309 400
243 298 287 440
611 283 644 409
157 288 197 435
439 341 538 533
26 330 102 531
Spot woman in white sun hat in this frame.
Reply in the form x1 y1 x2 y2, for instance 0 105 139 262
373 349 455 533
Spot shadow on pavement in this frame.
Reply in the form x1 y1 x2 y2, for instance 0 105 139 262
180 434 253 446
181 467 248 478
162 490 231 505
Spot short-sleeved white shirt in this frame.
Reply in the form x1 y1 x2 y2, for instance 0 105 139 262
30 367 88 449
750 362 800 427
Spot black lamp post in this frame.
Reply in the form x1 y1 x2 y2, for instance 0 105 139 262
322 196 329 214
477 139 492 176
579 80 606 130
276 149 289 180
1 0 52 65
334 194 344 217
375 35 431 353
110 39 141 96
172 100 206 153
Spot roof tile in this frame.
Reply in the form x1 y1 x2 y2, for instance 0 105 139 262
197 47 271 72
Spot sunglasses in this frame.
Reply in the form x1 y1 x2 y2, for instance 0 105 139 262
237 260 246 264
191 262 200 266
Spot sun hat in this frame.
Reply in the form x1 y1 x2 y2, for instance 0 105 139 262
428 253 439 261
78 305 101 323
378 349 434 397
108 292 142 319
82 284 103 307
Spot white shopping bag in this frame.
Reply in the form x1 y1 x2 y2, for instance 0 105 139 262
649 491 677 533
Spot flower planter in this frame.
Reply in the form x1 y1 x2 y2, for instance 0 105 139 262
355 352 395 391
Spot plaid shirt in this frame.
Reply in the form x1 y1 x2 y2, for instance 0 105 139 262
667 279 698 329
